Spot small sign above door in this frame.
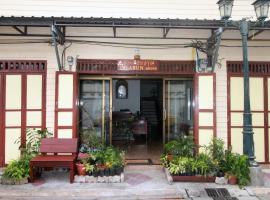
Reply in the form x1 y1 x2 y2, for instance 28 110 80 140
117 60 158 71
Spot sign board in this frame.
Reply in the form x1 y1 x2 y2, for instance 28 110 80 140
117 60 158 71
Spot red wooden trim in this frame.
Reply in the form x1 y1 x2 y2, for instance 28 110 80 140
0 60 46 73
198 127 214 129
227 74 231 148
1 69 46 166
5 109 22 112
42 72 46 130
26 109 43 112
193 73 199 148
227 67 269 163
213 73 217 138
0 75 4 166
231 110 264 113
55 108 74 112
1 75 6 166
194 73 216 147
72 73 78 138
264 77 269 163
57 126 73 129
55 72 78 138
171 175 215 182
5 126 23 129
230 126 264 128
77 59 195 75
227 61 270 76
21 74 27 147
26 126 43 129
54 72 59 138
198 109 214 112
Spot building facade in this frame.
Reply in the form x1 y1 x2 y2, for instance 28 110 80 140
0 0 270 166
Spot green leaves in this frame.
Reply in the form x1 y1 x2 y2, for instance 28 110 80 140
5 128 51 181
3 154 32 180
162 137 251 188
164 136 195 157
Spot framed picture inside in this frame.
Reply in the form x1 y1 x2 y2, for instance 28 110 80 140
116 80 128 99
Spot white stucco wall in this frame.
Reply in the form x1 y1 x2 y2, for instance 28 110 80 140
0 27 270 143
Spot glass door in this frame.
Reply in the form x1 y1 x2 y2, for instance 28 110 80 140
163 79 193 144
79 78 112 144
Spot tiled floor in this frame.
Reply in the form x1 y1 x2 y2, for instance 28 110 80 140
115 139 163 164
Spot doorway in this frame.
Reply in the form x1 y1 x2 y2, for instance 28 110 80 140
78 77 194 164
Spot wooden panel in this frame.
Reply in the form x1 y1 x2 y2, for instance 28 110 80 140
40 138 78 153
0 60 46 73
231 128 243 155
58 74 73 109
199 112 213 126
198 76 213 109
5 75 21 109
198 129 213 149
5 111 21 126
252 113 264 127
5 128 21 163
253 128 265 162
77 59 195 75
27 111 42 126
230 77 243 110
58 112 73 126
55 72 77 139
269 128 270 162
0 74 3 166
250 78 264 111
27 75 42 109
227 61 270 75
268 78 270 110
231 112 243 126
58 129 73 139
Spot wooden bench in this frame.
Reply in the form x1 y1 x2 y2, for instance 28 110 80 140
30 138 78 183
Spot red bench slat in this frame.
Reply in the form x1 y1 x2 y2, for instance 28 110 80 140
31 155 76 162
40 138 78 153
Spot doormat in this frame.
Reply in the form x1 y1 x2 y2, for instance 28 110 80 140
126 158 153 165
125 173 152 186
205 188 238 200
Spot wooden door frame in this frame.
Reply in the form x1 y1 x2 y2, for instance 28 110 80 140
55 71 78 138
227 61 270 163
194 73 216 149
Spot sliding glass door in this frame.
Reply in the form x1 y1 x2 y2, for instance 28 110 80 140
163 79 193 144
79 78 112 144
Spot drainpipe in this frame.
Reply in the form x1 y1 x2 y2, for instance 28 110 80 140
51 25 62 71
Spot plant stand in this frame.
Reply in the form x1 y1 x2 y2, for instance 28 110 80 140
74 173 124 183
164 168 215 183
1 177 28 185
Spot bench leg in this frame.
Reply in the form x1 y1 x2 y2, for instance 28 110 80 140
69 163 75 183
30 163 34 183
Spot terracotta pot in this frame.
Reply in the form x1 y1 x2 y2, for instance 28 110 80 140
76 163 86 176
228 175 238 185
167 154 173 161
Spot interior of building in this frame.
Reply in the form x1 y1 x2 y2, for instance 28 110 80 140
79 77 194 164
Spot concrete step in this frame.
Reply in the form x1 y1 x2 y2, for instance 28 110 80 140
262 169 270 187
125 164 163 170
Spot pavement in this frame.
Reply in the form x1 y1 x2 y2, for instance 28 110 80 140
0 165 269 200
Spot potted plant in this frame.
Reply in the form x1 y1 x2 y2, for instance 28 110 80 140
85 163 95 176
76 152 89 176
222 149 250 187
